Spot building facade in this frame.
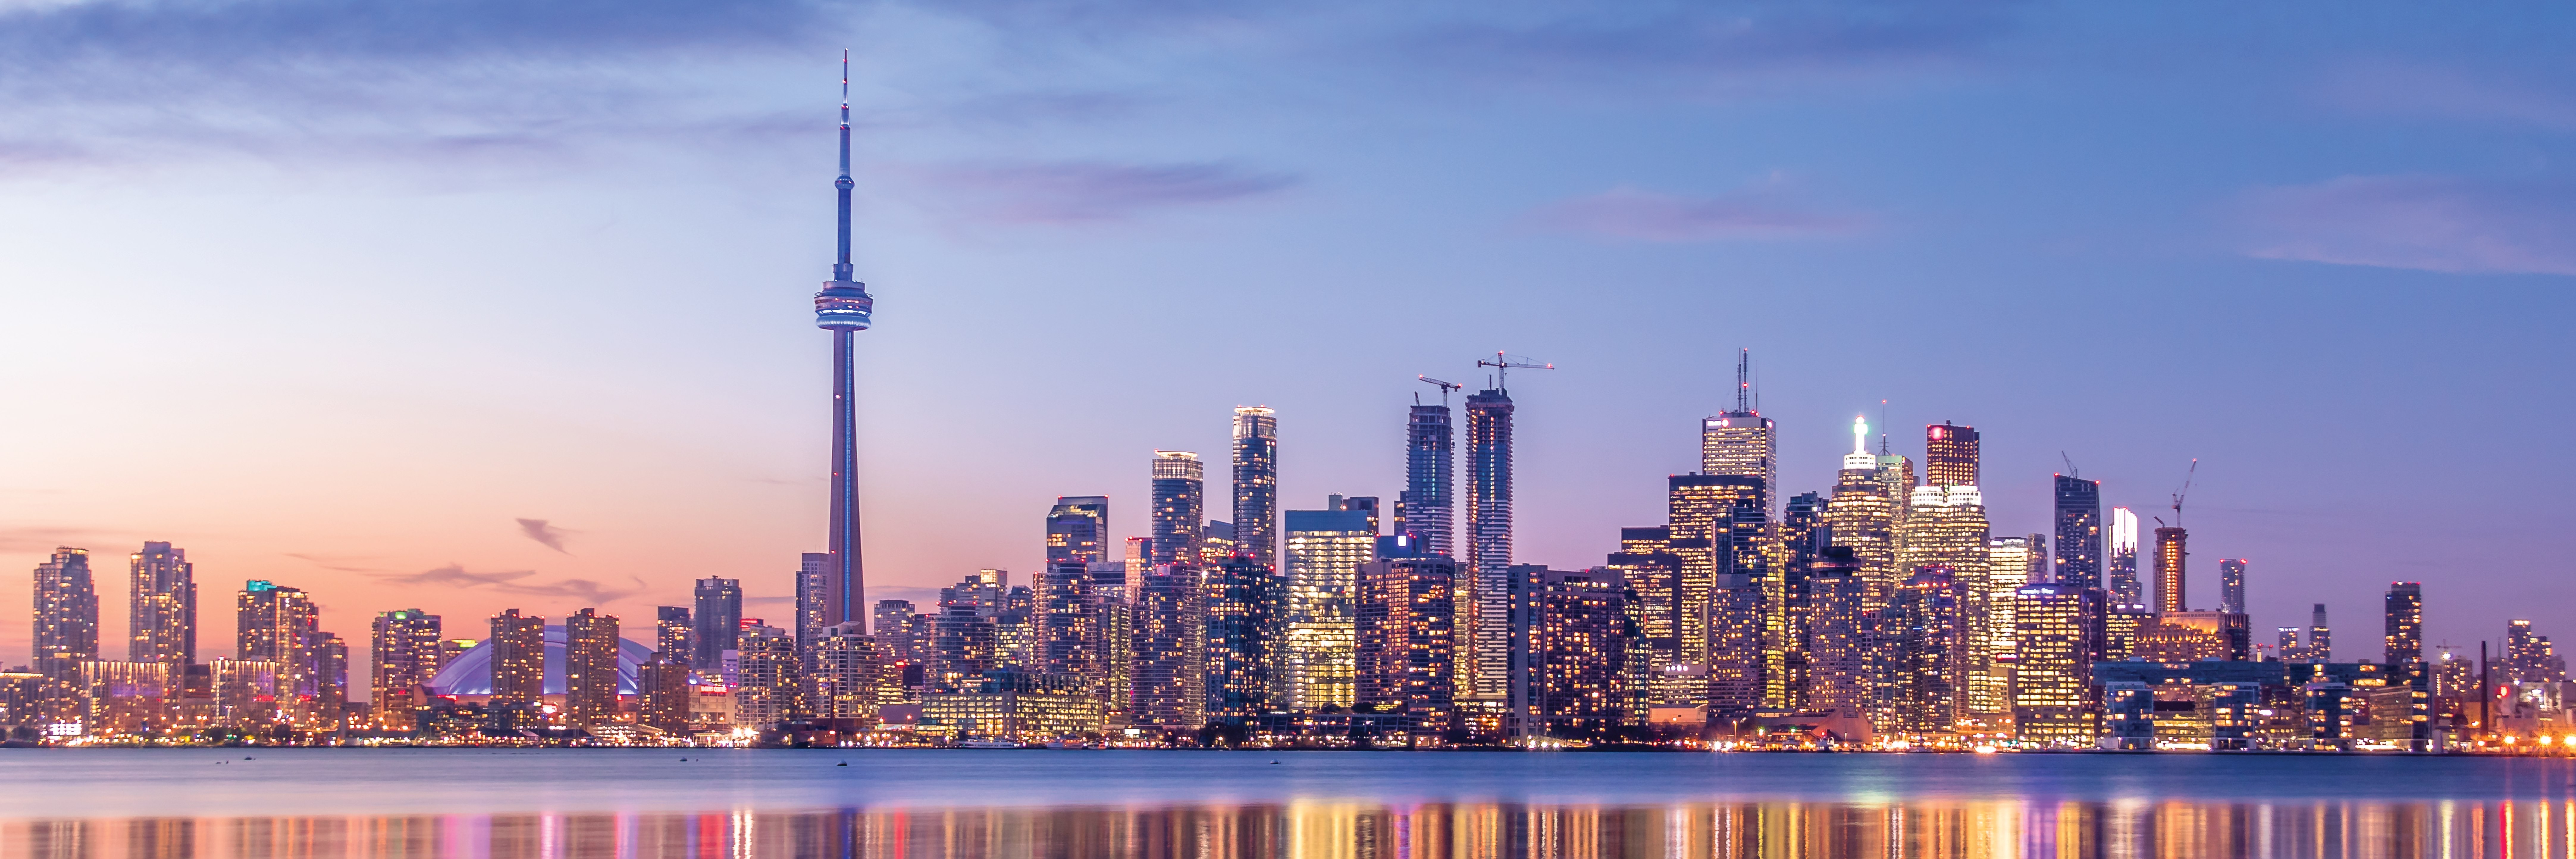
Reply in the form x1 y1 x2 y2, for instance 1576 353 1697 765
1149 451 1204 566
1231 407 1279 567
1284 508 1375 711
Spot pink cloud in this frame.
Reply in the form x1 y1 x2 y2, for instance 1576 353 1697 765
916 160 1296 224
2236 175 2576 276
1528 181 1872 242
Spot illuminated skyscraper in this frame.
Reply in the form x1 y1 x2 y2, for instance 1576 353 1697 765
488 610 546 711
638 653 691 733
2384 582 2423 667
2152 526 2187 614
1129 564 1205 733
2052 475 2102 591
1518 567 1626 740
1881 565 1968 738
1284 507 1374 710
1701 351 1777 513
734 624 806 727
1709 572 1765 712
236 580 317 667
2505 620 2567 683
1804 548 1873 719
1826 417 1898 602
1982 535 2044 716
1924 422 1980 489
1397 401 1455 556
1232 407 1280 567
1037 563 1106 697
2309 603 2332 661
692 578 742 672
564 608 620 728
813 55 877 636
655 606 692 663
1462 387 1516 701
369 609 441 730
1045 496 1112 566
1607 530 1693 714
2218 558 2248 614
1899 485 1991 716
2012 582 2101 746
810 622 878 720
796 552 829 652
1203 553 1279 720
1357 543 1456 726
32 548 98 678
129 542 196 667
1149 451 1204 566
2107 507 2142 606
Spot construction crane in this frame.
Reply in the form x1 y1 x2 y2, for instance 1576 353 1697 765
2169 458 2199 527
1475 352 1554 393
1415 375 1462 406
2061 451 2079 478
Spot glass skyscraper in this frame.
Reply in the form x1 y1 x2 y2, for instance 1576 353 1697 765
32 547 98 678
1924 422 1980 489
129 542 196 667
1045 496 1111 566
2218 558 2248 614
1463 388 1515 701
1397 402 1454 557
2052 475 2102 590
2107 506 2141 606
1283 506 1375 711
692 577 743 672
1231 407 1278 567
1148 451 1204 566
2153 526 2188 614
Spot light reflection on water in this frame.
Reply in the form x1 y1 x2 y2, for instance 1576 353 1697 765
9 799 2576 859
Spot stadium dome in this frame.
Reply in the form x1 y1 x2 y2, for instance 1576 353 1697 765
424 625 656 697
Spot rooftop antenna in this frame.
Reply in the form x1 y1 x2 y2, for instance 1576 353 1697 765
1416 375 1462 407
2170 458 2199 527
1476 352 1554 394
1734 348 1751 412
1878 399 1891 455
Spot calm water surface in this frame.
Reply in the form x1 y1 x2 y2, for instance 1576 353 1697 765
3 750 2573 858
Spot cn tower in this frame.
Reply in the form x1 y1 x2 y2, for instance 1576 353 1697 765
814 50 875 631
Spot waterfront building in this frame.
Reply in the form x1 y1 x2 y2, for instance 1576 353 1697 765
2107 507 2142 606
1670 473 1767 651
2135 611 2249 662
1709 572 1765 712
1284 507 1374 710
1898 484 1993 718
2101 605 2154 661
2309 603 2333 661
921 668 1104 742
1981 535 2044 718
928 574 1003 689
236 581 316 664
1516 566 1626 741
810 621 878 721
1766 491 1828 710
1804 549 1874 720
872 601 918 666
129 542 196 667
2153 526 2188 614
1607 531 1692 715
1825 417 1898 603
1088 560 1134 722
1232 407 1280 567
1150 451 1204 565
1462 388 1516 702
1046 496 1112 566
813 57 878 635
2053 475 2102 591
692 578 742 672
487 610 546 713
1038 562 1107 698
1356 540 1456 727
1397 401 1455 556
1204 553 1279 720
2506 620 2567 682
1880 566 1968 738
734 624 804 727
2218 559 2248 615
2013 582 2101 746
2385 582 2424 668
1701 355 1777 514
654 607 691 665
564 608 620 727
32 548 98 679
369 609 442 730
1129 564 1205 733
302 632 349 731
638 652 691 734
79 660 174 736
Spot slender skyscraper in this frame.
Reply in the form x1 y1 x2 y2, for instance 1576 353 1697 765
32 548 98 677
1463 387 1515 700
2385 582 2423 667
564 608 621 728
814 51 878 633
2052 475 2102 590
2218 558 2248 614
2153 526 2187 614
692 577 743 671
1398 400 1455 557
369 609 441 730
129 542 196 667
2107 507 2142 606
2309 603 2333 661
1149 451 1204 565
1232 407 1279 567
1826 417 1898 600
1701 349 1777 514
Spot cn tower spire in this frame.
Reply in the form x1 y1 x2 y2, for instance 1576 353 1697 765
815 49 875 633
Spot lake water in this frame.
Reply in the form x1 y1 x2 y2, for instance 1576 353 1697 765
3 749 2574 857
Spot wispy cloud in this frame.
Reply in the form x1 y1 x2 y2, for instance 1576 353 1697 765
2234 175 2576 276
2315 61 2576 131
373 563 645 604
1527 178 1872 242
284 553 386 574
515 518 574 554
0 526 126 553
1397 0 2016 97
912 159 1295 223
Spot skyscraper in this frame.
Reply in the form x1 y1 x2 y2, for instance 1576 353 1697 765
1203 553 1279 720
1462 387 1516 701
2107 507 2142 606
1899 484 1991 717
1803 548 1873 719
2385 582 2424 667
1397 400 1455 557
2052 475 2102 591
1045 496 1112 566
734 624 806 727
1232 407 1279 567
564 608 620 728
1982 535 2044 716
1283 506 1374 711
1607 529 1694 713
1356 543 1456 726
1518 566 1627 740
692 577 742 672
655 606 692 662
369 609 442 730
2309 603 2333 661
2012 582 2101 746
129 542 195 667
1825 417 1898 602
2153 526 2187 614
1128 565 1206 733
488 609 546 712
32 548 98 677
814 53 878 635
796 552 829 652
1881 566 1968 738
1700 351 1777 514
1924 422 1980 489
809 622 878 720
236 581 317 664
2505 620 2567 683
1149 451 1204 566
2218 558 2248 615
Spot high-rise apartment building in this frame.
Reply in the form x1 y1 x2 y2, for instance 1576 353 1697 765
2107 507 2142 607
1232 407 1280 567
1462 387 1517 701
1924 422 1980 489
872 600 917 666
1128 565 1205 733
2152 526 2188 614
692 578 742 672
1356 547 1456 726
1709 572 1765 712
1203 553 1278 720
2385 582 2424 667
1284 507 1374 711
369 609 442 730
1825 418 1898 602
1516 566 1626 740
810 621 878 720
1149 451 1204 566
488 610 546 711
236 580 317 663
655 606 692 662
2218 559 2248 615
1607 530 1694 714
1045 496 1112 566
2012 582 2101 746
1397 401 1455 557
2505 620 2568 683
1037 563 1107 699
2052 475 2102 591
2310 603 2333 661
563 608 620 727
32 548 99 677
1803 549 1873 719
1881 566 1968 738
796 552 829 648
734 624 805 727
638 652 691 733
129 542 196 667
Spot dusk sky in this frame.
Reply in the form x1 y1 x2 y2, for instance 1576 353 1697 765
2 1 2571 679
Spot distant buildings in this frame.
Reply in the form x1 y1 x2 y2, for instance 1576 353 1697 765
692 578 742 672
564 608 620 728
1232 407 1279 567
1283 506 1373 711
369 609 441 730
129 542 196 668
1149 451 1204 566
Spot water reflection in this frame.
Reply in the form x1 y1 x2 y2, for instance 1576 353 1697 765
9 799 2576 858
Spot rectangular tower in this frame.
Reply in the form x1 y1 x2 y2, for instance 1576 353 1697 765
1462 388 1516 700
488 609 546 710
2153 527 2188 614
796 552 829 651
1045 496 1111 566
32 548 99 678
1701 349 1777 513
1202 553 1279 720
1357 551 1457 727
2107 507 2142 606
2218 559 2248 614
1924 423 1980 488
1397 403 1455 557
1231 407 1279 567
2385 582 2423 667
2052 475 2102 590
1283 507 1375 711
692 578 742 672
1129 565 1206 733
1149 451 1204 565
655 606 692 661
129 542 196 667
563 608 621 727
370 609 442 730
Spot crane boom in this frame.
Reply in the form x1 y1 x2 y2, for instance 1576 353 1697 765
2171 458 2199 526
1475 351 1554 392
1417 375 1462 406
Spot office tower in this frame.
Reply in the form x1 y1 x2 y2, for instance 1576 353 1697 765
2152 526 2187 614
1199 520 1238 568
2100 605 2154 661
655 607 692 663
734 624 805 726
1129 565 1206 733
1516 566 1626 740
1982 535 2044 716
1607 531 1692 714
129 542 196 667
1804 548 1872 718
928 573 1004 689
1881 566 1968 738
1284 506 1374 711
810 622 878 720
2218 559 2248 615
2013 582 2102 746
1701 349 1777 514
2310 604 2333 661
813 55 877 636
564 608 620 727
2385 583 2424 666
1356 549 1456 725
1670 475 1768 604
1899 485 1991 716
2052 475 2102 591
1826 417 1898 602
2505 620 2568 682
32 548 99 677
2106 507 2142 606
1149 451 1204 565
1045 496 1112 566
1037 563 1105 695
1232 406 1280 567
1397 400 1455 556
638 652 692 733
692 578 742 671
488 610 546 710
1204 553 1278 720
1709 572 1766 712
872 601 917 665
1924 422 1980 488
1461 387 1517 702
1763 491 1828 709
1086 560 1134 719
303 631 349 730
796 552 829 651
369 609 442 730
